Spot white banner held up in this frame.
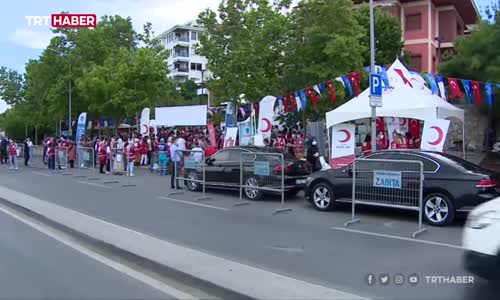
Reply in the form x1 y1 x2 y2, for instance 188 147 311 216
224 127 238 148
258 96 276 139
420 119 450 152
140 108 150 135
155 105 208 126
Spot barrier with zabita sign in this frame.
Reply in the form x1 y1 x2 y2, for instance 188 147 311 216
344 158 426 237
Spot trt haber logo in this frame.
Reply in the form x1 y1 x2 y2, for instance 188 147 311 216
26 14 96 28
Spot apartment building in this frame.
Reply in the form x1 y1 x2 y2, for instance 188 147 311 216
157 21 209 84
355 0 479 73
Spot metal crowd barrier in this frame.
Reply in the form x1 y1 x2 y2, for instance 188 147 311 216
344 158 426 237
171 149 210 200
55 146 68 169
77 146 95 169
16 143 25 158
239 152 290 214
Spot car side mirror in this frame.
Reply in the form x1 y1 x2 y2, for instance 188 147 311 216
344 166 353 176
206 157 214 165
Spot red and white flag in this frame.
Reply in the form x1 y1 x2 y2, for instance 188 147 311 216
420 119 450 152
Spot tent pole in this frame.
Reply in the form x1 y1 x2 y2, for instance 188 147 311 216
326 125 331 164
462 121 466 160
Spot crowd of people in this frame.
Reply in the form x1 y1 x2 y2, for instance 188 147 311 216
361 129 422 155
0 135 34 169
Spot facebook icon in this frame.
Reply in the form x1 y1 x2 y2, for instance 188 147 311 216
366 273 376 286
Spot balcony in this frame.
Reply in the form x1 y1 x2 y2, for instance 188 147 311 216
171 68 189 76
173 52 189 58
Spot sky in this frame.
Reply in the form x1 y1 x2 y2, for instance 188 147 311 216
0 0 495 113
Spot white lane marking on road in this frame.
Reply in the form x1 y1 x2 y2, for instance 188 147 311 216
331 227 464 250
32 171 52 177
77 181 112 189
157 196 229 211
0 205 198 300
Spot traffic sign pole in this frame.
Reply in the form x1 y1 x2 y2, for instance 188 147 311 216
369 0 377 152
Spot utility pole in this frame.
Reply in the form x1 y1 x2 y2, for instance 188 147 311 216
68 64 72 138
369 0 377 151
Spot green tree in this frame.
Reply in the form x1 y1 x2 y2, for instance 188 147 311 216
354 5 405 66
197 0 292 109
439 13 500 118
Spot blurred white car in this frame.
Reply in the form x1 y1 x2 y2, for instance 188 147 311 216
463 196 500 280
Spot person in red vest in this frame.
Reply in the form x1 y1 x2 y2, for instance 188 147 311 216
127 143 136 176
98 141 107 174
140 139 148 165
376 131 389 150
362 134 372 156
286 132 295 155
391 129 408 149
294 132 304 159
274 132 286 151
47 137 56 170
9 139 18 170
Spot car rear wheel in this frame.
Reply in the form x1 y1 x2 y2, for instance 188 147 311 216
244 176 263 200
311 182 336 211
423 193 455 226
185 171 201 192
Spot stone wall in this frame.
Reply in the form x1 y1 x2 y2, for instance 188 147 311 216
446 105 489 151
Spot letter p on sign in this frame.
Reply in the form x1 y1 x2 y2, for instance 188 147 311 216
370 74 382 97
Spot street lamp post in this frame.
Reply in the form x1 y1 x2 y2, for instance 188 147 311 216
435 36 443 64
199 69 206 105
369 0 377 151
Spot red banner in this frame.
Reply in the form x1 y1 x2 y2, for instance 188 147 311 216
208 122 217 148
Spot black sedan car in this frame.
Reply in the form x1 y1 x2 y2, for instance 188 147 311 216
304 150 499 226
184 146 310 200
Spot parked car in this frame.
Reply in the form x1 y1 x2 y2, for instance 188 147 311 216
304 150 499 226
184 146 310 200
463 196 500 280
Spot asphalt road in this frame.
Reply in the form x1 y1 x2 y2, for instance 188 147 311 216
1 164 499 300
0 204 173 300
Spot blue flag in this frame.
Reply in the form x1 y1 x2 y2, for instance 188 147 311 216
299 89 307 110
436 76 446 99
277 96 283 113
496 84 500 89
341 75 354 97
424 74 439 95
461 80 473 104
318 82 326 94
485 83 494 107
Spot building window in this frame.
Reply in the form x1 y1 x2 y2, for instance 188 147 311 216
191 31 198 41
405 13 422 31
410 55 422 72
190 63 202 71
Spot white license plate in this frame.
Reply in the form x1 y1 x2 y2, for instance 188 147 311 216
296 179 307 184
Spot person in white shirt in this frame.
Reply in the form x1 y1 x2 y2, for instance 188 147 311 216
191 141 203 163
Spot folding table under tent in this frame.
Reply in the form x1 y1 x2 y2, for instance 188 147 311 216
325 58 465 158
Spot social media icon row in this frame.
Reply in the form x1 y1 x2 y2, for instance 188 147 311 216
365 273 419 286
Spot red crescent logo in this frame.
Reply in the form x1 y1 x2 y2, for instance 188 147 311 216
400 118 407 126
142 124 149 134
337 129 351 143
261 118 272 133
428 126 444 146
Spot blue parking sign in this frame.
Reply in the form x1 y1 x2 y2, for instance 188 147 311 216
370 74 382 97
373 171 402 189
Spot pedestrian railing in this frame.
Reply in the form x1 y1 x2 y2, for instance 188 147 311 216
55 146 68 169
77 146 95 169
239 152 290 214
344 158 426 237
171 149 210 200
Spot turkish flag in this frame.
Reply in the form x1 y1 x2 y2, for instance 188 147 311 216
409 119 421 139
447 78 463 100
348 71 361 96
376 117 385 132
283 95 289 112
325 80 336 104
288 93 296 112
471 81 482 105
306 87 320 106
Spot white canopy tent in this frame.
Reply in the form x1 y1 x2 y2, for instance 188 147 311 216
325 58 466 157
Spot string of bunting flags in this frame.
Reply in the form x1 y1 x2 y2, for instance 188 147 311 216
212 66 499 121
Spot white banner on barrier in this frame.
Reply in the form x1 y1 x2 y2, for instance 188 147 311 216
420 119 450 152
331 123 355 159
140 108 150 135
155 105 208 126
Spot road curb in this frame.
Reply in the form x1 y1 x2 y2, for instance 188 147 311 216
0 186 368 300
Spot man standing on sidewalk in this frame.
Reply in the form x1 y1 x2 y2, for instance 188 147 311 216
170 137 181 189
